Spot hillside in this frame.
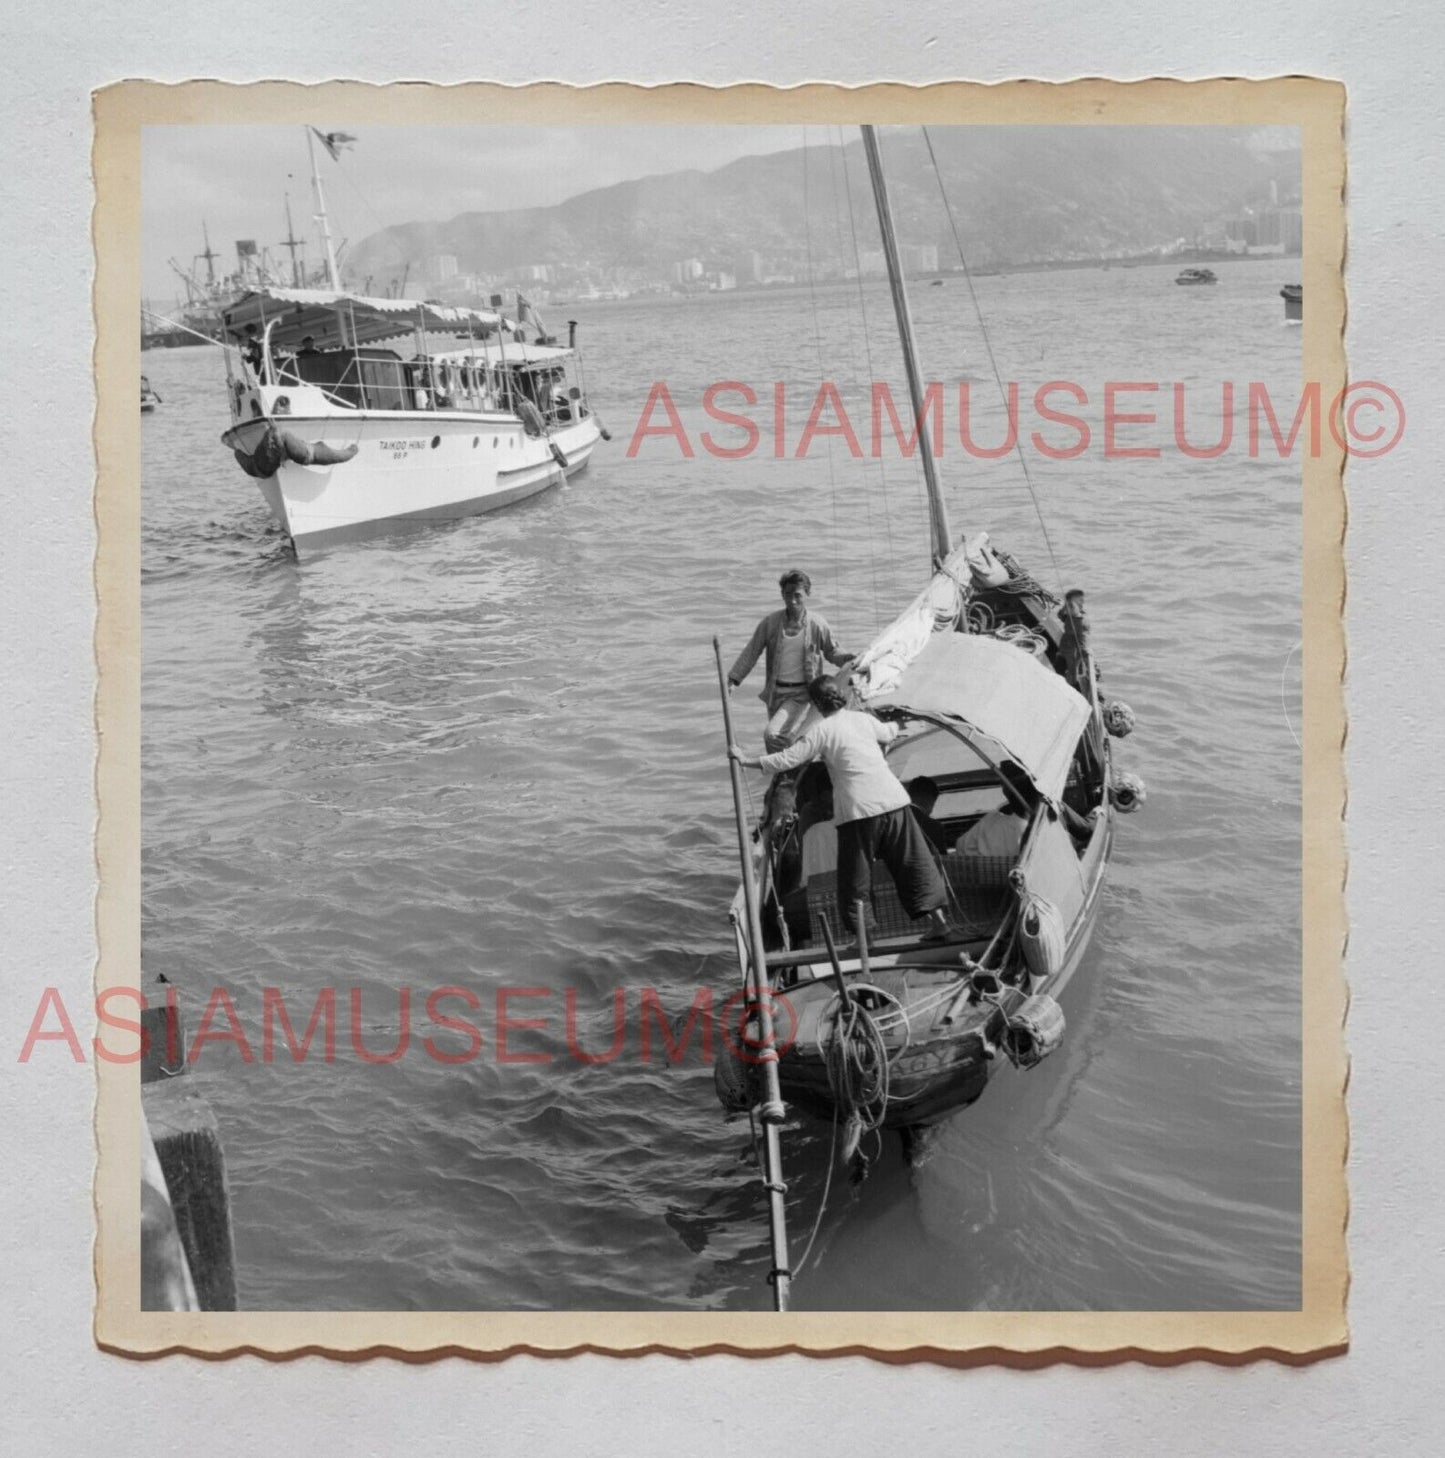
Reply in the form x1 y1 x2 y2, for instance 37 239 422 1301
347 127 1300 288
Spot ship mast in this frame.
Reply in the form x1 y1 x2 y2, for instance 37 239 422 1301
199 222 219 289
860 125 953 568
281 194 307 288
306 127 343 291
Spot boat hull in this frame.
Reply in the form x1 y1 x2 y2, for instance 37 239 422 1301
776 990 997 1127
772 820 1110 1130
739 702 1117 1131
223 409 601 557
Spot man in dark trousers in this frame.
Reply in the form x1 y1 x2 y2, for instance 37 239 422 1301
731 676 951 942
238 324 267 382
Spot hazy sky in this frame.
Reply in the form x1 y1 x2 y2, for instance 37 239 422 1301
141 124 810 301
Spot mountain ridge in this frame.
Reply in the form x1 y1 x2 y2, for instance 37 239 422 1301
347 128 1301 289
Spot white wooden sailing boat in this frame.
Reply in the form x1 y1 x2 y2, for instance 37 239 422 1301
712 125 1142 1308
216 129 605 557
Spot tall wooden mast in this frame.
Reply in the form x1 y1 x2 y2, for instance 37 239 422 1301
861 125 953 568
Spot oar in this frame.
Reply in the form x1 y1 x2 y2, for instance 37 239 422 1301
714 636 792 1312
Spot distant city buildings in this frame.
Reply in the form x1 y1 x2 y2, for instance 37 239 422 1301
364 196 1298 307
1224 206 1304 256
900 242 939 274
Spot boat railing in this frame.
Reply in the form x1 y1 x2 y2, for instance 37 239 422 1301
544 387 587 428
259 349 522 416
235 340 589 424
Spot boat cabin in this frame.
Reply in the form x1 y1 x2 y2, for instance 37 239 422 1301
756 627 1108 977
219 286 592 427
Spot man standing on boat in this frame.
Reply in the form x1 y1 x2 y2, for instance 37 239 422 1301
727 570 855 751
730 677 952 944
237 324 267 383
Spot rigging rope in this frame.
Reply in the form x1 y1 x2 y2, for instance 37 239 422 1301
823 128 884 627
791 1102 839 1278
834 126 898 632
801 129 846 611
920 125 1064 597
142 307 232 350
317 153 400 278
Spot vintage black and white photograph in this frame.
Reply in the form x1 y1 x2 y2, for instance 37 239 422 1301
100 81 1344 1348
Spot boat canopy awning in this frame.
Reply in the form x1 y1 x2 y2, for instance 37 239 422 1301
869 633 1091 803
430 340 574 369
220 288 518 350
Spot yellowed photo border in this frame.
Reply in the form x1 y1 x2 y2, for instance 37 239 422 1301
95 77 1346 1360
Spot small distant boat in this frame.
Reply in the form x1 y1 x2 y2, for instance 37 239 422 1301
1175 267 1218 286
140 374 162 413
1280 283 1302 323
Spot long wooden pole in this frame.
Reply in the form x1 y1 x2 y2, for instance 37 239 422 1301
713 637 791 1311
860 125 953 569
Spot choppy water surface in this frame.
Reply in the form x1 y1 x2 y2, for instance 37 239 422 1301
142 258 1302 1310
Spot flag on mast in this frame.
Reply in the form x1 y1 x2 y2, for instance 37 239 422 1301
312 129 357 162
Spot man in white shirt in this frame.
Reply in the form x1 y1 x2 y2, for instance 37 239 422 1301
957 760 1036 860
731 678 950 942
956 803 1026 859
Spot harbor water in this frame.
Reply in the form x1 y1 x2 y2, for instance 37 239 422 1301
141 257 1303 1310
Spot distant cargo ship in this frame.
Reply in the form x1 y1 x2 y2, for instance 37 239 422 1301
141 319 194 350
147 211 306 350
